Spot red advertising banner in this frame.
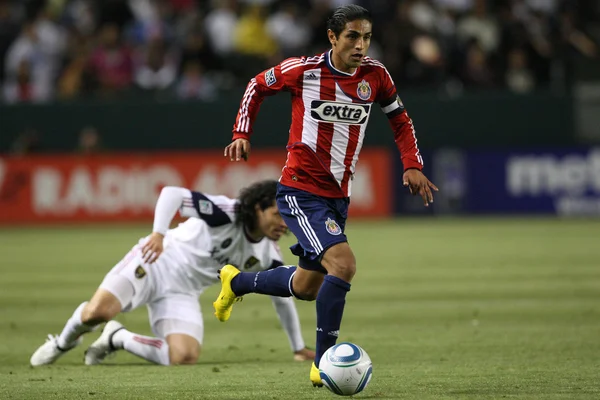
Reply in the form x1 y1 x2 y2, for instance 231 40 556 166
0 149 391 224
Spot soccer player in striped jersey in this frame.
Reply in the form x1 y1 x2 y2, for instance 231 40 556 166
213 4 438 387
30 180 315 367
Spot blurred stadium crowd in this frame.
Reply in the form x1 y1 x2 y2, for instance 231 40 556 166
0 0 598 104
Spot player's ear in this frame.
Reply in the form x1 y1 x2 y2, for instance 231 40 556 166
327 29 336 46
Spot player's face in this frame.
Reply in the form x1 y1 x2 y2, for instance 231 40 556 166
256 202 287 241
328 19 372 73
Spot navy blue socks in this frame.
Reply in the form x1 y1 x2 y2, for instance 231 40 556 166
230 266 297 297
315 275 351 367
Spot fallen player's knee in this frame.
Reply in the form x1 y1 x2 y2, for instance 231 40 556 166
169 350 199 365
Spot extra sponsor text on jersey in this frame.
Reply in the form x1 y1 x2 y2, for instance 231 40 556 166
310 100 371 125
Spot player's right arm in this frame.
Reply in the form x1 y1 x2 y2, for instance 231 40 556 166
143 186 234 263
224 60 299 162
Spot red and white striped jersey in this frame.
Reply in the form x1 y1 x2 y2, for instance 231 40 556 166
232 50 423 198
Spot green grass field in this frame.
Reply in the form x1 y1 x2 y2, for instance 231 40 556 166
0 218 599 399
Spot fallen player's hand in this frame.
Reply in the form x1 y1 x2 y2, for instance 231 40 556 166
293 347 316 362
142 232 164 264
224 138 251 161
403 169 439 207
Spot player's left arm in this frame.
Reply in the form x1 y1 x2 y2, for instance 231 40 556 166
270 293 315 361
266 243 315 361
377 67 438 206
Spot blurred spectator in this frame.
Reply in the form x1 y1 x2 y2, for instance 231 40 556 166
4 21 60 102
88 23 133 96
233 4 278 59
456 0 499 54
77 126 103 154
459 40 496 88
407 0 438 34
57 29 94 99
63 0 97 36
176 59 217 101
505 47 535 93
125 0 175 46
204 0 238 56
134 37 178 92
3 58 51 103
266 1 312 57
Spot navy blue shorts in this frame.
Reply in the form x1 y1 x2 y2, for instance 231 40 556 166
276 183 349 274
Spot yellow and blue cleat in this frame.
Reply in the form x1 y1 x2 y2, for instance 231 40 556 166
310 362 323 387
213 265 242 322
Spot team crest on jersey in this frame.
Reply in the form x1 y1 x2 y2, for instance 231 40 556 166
244 256 259 270
356 79 371 100
134 266 146 279
199 200 213 215
325 218 342 236
265 68 276 86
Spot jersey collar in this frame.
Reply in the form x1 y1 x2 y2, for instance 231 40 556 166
325 50 358 77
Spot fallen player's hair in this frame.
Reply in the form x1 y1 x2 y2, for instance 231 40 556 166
236 180 278 231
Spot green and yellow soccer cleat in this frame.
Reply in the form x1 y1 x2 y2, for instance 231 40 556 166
213 265 242 322
310 362 323 387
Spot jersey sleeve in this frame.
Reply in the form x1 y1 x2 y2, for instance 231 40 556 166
153 186 191 234
376 67 424 171
153 187 235 231
188 192 236 227
232 58 301 141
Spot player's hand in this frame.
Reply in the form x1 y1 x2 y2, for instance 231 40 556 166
293 347 316 362
141 232 164 264
224 138 251 162
403 169 438 207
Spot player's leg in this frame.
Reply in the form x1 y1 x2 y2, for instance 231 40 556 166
225 253 326 301
314 242 355 367
30 244 143 366
96 294 203 365
213 184 329 321
84 247 156 365
165 332 200 365
289 246 353 387
29 301 90 366
277 190 352 385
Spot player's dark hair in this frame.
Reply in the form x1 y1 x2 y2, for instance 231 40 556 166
236 180 278 231
327 5 372 38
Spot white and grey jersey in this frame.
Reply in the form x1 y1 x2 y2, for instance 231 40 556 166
153 187 284 293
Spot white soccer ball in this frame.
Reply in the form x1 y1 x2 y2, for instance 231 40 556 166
319 342 373 396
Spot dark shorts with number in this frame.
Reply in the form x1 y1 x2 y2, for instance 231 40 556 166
276 183 349 274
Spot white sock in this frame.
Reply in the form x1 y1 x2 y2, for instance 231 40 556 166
112 329 170 366
57 302 96 349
